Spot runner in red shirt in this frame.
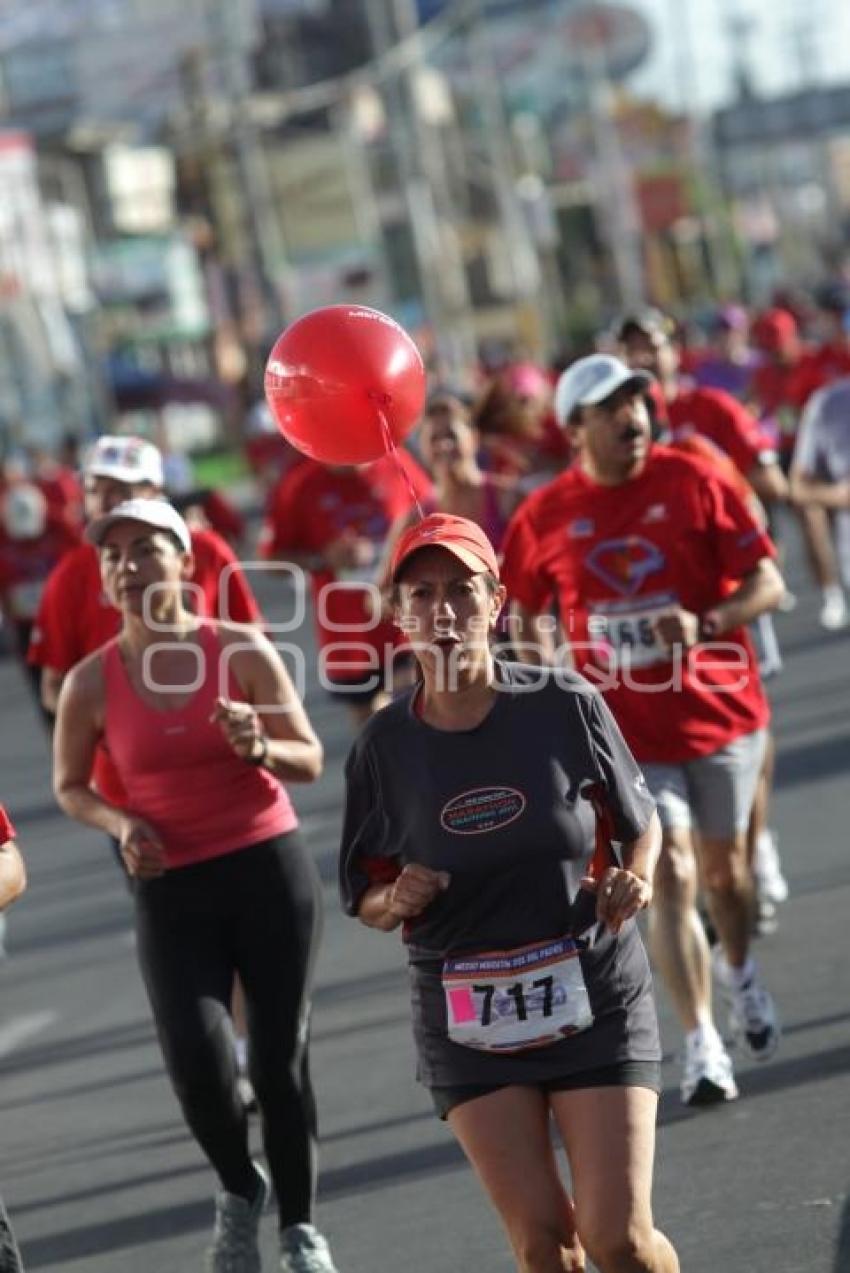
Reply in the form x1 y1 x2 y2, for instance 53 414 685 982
260 450 432 726
785 283 850 409
0 483 80 722
26 435 264 1107
616 310 788 509
29 435 262 722
501 353 785 1108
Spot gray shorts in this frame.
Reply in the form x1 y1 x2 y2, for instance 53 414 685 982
641 728 767 840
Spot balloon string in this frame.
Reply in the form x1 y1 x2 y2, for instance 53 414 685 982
377 407 426 522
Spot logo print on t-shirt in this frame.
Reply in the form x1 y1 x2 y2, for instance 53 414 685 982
440 786 526 835
586 536 665 598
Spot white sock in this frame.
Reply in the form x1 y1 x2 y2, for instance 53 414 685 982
234 1035 248 1073
822 584 845 605
687 1020 722 1050
726 956 756 990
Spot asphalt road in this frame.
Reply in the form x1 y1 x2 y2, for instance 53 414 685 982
1 523 849 1273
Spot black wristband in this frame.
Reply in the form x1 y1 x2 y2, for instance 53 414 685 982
245 735 268 766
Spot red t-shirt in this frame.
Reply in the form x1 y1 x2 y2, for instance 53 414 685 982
37 466 84 532
500 446 774 764
260 452 432 681
666 386 776 478
28 529 263 805
200 489 246 545
0 521 81 623
0 803 14 844
749 359 801 455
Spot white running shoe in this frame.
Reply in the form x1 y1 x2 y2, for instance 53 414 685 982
819 589 848 630
754 829 789 906
680 1030 739 1106
206 1161 269 1273
280 1223 339 1272
728 976 781 1061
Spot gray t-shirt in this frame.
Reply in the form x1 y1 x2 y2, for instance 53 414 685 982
340 662 661 1088
794 378 850 580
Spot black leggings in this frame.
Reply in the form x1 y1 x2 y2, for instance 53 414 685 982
134 831 322 1228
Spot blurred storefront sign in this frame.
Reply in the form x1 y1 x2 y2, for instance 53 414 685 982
92 234 209 340
104 146 176 235
635 170 691 234
558 2 652 82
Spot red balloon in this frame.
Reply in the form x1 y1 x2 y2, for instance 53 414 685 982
263 305 427 465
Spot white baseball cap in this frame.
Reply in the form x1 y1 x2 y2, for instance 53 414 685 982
553 355 652 427
84 435 164 487
85 498 192 553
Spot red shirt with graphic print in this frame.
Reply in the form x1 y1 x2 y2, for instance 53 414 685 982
500 445 774 763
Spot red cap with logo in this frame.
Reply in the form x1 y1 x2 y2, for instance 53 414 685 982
390 512 500 582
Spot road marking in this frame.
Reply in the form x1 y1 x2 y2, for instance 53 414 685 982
0 1011 57 1059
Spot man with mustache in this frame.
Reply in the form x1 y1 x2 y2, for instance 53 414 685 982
500 354 785 1108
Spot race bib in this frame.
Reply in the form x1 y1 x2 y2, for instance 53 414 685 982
590 597 675 669
442 935 593 1054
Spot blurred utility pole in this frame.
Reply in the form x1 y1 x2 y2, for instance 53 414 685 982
204 0 287 339
669 0 741 300
363 0 478 374
463 0 559 355
579 46 645 310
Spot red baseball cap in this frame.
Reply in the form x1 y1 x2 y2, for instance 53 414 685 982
751 307 798 353
390 513 500 582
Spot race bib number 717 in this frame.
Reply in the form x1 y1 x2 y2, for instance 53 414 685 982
442 935 593 1054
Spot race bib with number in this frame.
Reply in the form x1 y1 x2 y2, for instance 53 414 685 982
589 595 677 669
442 935 593 1053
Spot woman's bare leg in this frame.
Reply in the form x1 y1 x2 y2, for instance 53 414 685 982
551 1086 679 1273
448 1085 585 1272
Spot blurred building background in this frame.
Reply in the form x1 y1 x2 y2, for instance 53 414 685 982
2 0 850 455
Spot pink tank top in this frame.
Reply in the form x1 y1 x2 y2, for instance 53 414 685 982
103 622 297 869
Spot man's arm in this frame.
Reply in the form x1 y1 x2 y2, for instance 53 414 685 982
747 461 789 505
789 467 850 511
700 557 785 636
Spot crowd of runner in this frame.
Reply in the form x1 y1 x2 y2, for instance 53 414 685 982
2 283 850 1272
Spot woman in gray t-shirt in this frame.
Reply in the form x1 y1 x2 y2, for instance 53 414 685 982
339 513 679 1273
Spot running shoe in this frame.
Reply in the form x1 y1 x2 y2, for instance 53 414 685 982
728 976 781 1061
280 1223 339 1272
206 1161 269 1273
680 1030 738 1106
754 829 789 906
819 589 848 630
